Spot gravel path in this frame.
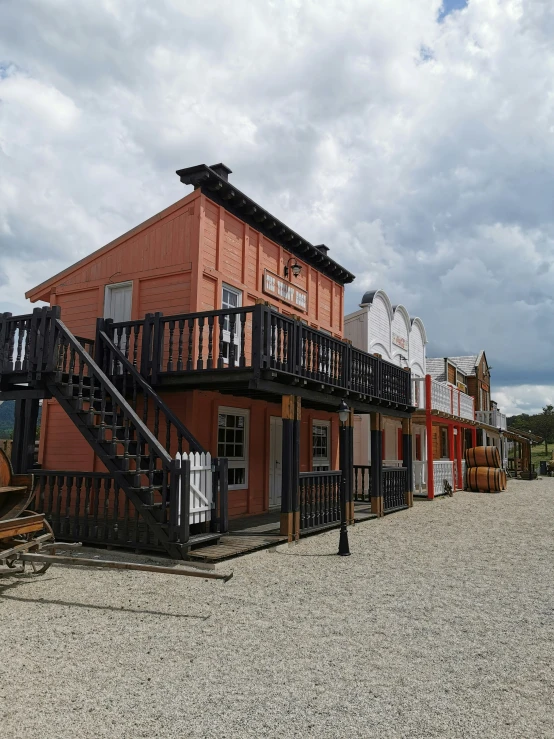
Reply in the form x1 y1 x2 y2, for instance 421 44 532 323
2 478 554 739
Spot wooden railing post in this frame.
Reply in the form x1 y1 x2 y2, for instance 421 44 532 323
370 412 383 516
251 304 264 379
0 312 12 376
11 397 40 473
402 417 413 507
94 318 107 370
140 313 154 379
44 306 61 373
151 312 164 384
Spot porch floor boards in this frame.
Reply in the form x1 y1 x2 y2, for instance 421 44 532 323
185 534 288 562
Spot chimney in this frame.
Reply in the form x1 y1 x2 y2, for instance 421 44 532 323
210 163 232 181
315 244 330 256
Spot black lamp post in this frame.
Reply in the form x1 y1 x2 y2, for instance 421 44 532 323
338 399 351 556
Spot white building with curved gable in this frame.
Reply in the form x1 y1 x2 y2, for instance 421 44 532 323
345 289 428 493
344 289 427 377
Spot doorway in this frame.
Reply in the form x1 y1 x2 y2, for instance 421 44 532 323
269 416 283 508
104 282 132 323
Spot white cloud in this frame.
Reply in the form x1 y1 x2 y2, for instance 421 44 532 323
495 385 554 416
0 0 553 395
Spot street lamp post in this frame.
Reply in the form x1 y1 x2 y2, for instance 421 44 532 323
338 400 351 557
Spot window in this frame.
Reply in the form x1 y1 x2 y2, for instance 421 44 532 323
217 408 249 489
312 421 330 471
221 284 242 362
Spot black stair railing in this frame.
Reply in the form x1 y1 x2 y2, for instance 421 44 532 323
31 307 193 557
97 326 230 536
97 325 205 456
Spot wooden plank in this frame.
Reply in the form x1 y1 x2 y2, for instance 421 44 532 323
0 518 45 538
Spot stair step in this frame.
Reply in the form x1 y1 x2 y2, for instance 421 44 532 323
187 532 221 550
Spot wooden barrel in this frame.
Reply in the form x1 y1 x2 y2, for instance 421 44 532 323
0 449 34 521
466 466 503 493
465 446 501 469
500 469 507 490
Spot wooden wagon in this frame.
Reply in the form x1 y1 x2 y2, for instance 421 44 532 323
0 451 231 581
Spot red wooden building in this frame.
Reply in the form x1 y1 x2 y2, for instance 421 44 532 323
2 163 413 558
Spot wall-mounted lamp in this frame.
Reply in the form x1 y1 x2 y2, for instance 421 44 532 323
284 257 302 279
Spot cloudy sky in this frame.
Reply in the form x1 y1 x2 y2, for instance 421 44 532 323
1 0 553 414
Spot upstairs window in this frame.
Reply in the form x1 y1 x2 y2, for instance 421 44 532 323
221 284 242 362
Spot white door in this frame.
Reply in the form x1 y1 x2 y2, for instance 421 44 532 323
269 416 283 508
104 282 132 323
104 282 132 353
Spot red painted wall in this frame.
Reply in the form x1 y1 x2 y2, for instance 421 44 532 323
33 188 346 517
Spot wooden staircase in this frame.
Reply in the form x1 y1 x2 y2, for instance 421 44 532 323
0 307 227 559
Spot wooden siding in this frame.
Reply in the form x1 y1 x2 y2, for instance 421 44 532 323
447 364 456 384
199 195 343 336
55 287 101 340
33 186 346 485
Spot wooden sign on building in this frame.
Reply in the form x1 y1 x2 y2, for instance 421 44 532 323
262 269 308 312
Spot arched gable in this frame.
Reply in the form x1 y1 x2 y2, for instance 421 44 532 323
391 305 410 365
363 289 393 359
409 317 427 377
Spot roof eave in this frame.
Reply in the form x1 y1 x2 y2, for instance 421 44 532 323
177 164 355 285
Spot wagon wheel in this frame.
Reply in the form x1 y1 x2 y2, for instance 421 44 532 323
9 515 55 577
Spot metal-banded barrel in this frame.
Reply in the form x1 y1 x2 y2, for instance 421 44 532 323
465 446 501 469
466 466 503 493
0 449 34 521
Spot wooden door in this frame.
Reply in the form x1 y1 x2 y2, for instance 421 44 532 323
269 416 283 508
104 282 132 323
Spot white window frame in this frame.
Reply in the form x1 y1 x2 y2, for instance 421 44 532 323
221 284 242 364
217 406 249 490
312 420 331 471
103 281 133 320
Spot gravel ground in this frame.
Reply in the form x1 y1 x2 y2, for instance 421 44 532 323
2 478 554 739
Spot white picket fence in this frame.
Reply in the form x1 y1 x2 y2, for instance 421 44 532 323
176 452 213 525
433 460 454 497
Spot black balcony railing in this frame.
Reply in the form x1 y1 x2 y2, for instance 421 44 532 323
107 305 412 406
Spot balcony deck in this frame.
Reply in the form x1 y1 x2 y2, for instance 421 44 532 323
476 410 507 430
412 375 476 423
103 305 414 415
0 306 414 415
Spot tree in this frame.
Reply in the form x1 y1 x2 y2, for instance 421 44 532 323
534 405 554 455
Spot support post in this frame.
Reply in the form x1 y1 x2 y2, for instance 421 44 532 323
456 425 463 490
370 412 383 516
11 397 40 473
402 417 413 507
448 423 455 493
280 395 301 541
471 426 477 448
